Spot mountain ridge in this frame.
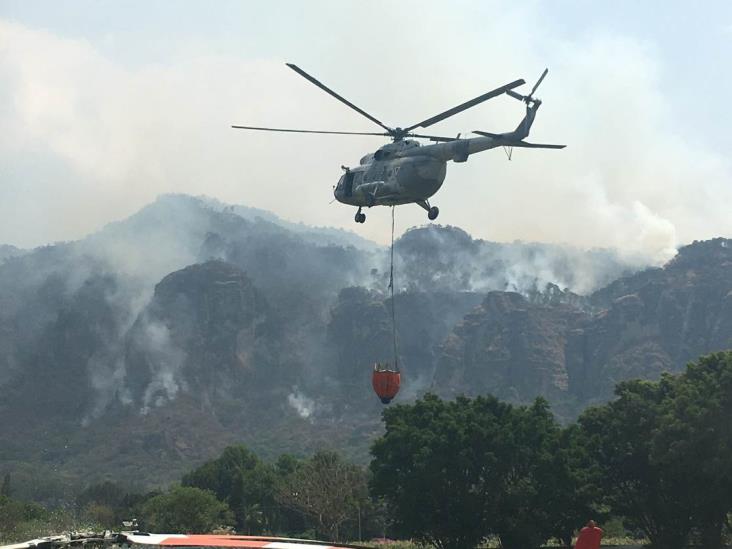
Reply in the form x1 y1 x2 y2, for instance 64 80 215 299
2 194 730 494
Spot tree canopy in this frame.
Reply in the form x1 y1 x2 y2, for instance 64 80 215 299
371 353 732 549
140 486 233 534
578 352 732 549
182 445 276 534
276 451 368 541
370 394 574 549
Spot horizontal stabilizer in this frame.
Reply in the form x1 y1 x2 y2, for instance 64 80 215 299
511 141 566 149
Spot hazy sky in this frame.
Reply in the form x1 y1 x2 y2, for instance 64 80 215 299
2 0 731 262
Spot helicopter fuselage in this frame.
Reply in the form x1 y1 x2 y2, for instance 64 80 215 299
335 153 447 207
334 135 502 208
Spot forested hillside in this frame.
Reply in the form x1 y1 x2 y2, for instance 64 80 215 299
2 194 731 493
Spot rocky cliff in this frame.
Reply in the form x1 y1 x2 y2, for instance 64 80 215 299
434 238 732 417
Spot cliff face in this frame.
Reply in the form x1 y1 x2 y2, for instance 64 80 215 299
326 287 483 404
122 261 277 411
435 292 586 403
434 238 732 413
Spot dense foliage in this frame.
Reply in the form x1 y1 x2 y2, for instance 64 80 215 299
2 351 732 549
182 446 278 534
140 486 233 534
275 451 370 541
579 352 732 549
182 447 376 541
370 395 591 549
371 352 732 549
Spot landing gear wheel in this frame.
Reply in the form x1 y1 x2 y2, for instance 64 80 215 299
355 211 366 223
427 206 439 220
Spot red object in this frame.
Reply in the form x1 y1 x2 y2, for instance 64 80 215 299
372 364 400 404
574 525 603 549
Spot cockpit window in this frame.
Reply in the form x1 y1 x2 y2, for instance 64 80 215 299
342 171 354 197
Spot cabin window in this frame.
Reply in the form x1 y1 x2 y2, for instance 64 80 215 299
343 172 354 197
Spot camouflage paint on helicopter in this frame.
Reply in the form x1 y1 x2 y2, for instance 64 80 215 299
233 65 564 224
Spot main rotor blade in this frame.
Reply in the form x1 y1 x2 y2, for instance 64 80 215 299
403 78 526 132
530 68 548 97
286 63 393 133
231 125 389 137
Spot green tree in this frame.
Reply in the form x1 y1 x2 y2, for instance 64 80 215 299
0 494 48 539
579 378 692 549
82 503 116 528
140 485 233 534
493 398 569 549
271 454 307 535
653 352 732 549
544 424 603 547
371 393 512 549
76 481 143 528
372 393 596 549
77 481 127 509
276 451 368 541
182 445 277 534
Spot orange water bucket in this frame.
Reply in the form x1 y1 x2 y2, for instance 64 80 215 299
372 363 400 404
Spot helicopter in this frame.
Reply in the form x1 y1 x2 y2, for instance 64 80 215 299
233 64 564 224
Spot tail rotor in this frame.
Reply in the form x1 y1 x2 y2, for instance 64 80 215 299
473 66 565 151
507 68 548 105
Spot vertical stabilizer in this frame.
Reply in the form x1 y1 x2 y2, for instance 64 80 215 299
471 68 564 150
505 68 548 139
514 102 540 139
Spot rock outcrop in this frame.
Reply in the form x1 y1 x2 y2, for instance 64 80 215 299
434 238 732 415
122 260 273 411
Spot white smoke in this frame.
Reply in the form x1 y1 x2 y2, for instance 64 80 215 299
287 387 316 420
393 225 647 297
136 319 188 415
83 355 131 427
2 11 731 260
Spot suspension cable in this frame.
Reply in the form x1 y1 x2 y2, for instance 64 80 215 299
388 206 399 371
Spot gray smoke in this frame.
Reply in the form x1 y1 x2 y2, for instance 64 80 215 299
136 319 188 414
392 224 645 297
